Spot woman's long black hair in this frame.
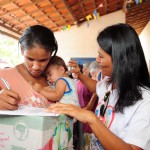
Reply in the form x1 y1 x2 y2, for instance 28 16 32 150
19 25 58 57
97 23 150 113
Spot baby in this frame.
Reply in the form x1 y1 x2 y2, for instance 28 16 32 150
33 56 79 106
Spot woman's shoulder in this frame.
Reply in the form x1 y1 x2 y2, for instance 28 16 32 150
0 67 17 75
0 64 23 74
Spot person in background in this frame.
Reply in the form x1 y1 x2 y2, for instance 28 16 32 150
82 62 92 78
77 62 92 108
0 25 58 109
33 55 79 106
72 63 93 150
84 61 102 111
89 61 102 81
81 61 101 149
48 23 150 150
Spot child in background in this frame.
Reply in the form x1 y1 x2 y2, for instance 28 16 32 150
33 56 79 106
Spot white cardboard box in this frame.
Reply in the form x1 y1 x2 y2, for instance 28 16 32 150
0 114 73 150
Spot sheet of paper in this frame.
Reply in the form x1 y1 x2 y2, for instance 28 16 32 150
0 106 59 116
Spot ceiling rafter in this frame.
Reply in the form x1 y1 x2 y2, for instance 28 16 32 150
0 0 149 39
11 1 39 28
47 0 68 27
0 0 41 17
0 22 20 39
0 0 16 7
33 1 57 27
104 0 108 13
17 6 58 24
0 8 27 34
93 0 97 9
62 0 78 25
79 1 87 17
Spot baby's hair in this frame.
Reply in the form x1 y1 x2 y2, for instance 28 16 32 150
47 56 68 71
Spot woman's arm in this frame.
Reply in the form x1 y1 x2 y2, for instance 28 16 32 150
84 93 98 110
90 115 141 150
68 60 97 93
47 103 141 150
78 73 97 93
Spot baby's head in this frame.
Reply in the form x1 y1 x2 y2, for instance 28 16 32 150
45 56 68 84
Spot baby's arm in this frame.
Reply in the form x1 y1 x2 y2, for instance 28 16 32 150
38 80 66 102
42 86 54 91
32 83 53 99
32 83 42 93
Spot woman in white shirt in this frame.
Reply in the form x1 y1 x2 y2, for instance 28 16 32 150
48 23 150 150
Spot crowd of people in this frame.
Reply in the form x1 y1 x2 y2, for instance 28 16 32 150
0 23 150 150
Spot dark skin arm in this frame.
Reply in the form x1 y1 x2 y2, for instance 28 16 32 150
33 80 66 102
0 89 20 110
68 60 97 93
84 93 98 110
47 103 142 150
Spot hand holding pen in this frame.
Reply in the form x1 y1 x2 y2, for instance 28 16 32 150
0 77 11 90
0 77 20 110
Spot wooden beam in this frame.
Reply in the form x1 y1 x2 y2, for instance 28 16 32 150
0 0 42 17
126 16 150 23
131 21 148 29
62 0 78 23
0 0 16 7
0 22 21 36
0 30 19 40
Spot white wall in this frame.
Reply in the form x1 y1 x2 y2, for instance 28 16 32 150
54 10 125 62
139 21 150 71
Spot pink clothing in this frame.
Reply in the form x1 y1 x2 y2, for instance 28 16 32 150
77 80 94 133
0 67 50 108
77 80 92 107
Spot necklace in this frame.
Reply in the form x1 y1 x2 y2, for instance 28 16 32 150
28 80 33 85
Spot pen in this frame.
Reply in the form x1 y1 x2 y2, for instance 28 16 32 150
0 77 11 90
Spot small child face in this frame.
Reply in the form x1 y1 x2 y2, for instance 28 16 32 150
45 65 63 84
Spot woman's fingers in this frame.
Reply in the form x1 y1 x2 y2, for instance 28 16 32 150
67 60 81 78
47 102 93 124
0 89 20 110
0 95 19 110
68 60 77 66
48 103 73 114
0 100 18 110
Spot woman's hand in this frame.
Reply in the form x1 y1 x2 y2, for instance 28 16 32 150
47 103 142 150
67 60 82 78
0 89 20 110
47 102 96 124
68 60 97 93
